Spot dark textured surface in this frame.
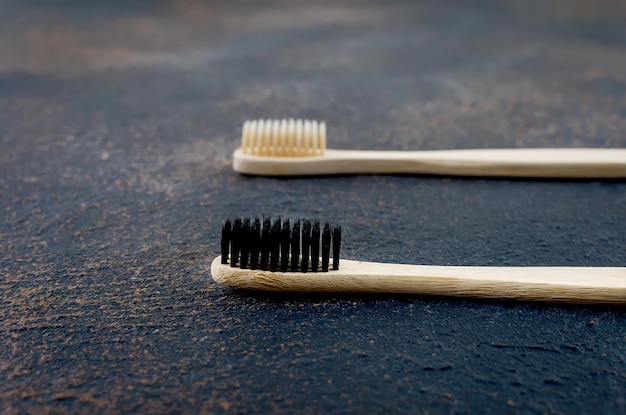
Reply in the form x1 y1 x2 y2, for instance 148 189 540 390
1 0 626 413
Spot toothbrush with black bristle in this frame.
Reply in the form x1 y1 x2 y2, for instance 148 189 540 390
211 217 626 304
232 119 626 178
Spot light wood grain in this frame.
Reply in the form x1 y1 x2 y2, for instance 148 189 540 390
233 148 626 178
211 256 626 304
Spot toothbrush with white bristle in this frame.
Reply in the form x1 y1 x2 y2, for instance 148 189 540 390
232 119 626 178
210 217 626 304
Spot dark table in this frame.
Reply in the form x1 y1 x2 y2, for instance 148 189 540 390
2 1 625 413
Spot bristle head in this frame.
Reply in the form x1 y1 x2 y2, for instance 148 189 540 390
220 217 341 272
241 119 326 157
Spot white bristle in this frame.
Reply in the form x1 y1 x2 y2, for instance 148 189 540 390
279 119 287 156
241 121 250 153
263 119 272 156
255 120 263 155
319 121 326 153
241 118 326 156
270 120 279 156
295 119 303 156
304 120 311 155
311 120 318 154
287 118 295 155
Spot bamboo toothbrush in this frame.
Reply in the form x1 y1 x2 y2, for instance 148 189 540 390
232 119 626 178
211 217 626 304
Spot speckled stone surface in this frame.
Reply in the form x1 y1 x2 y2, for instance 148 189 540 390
1 0 625 413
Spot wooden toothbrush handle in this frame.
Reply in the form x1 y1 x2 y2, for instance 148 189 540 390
211 257 626 304
326 148 626 178
334 260 626 304
233 148 626 177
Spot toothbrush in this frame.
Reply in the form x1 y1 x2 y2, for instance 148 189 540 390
232 119 626 178
211 217 626 304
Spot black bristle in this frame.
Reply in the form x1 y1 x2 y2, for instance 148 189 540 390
249 218 260 270
220 216 341 273
280 219 291 272
260 217 271 270
321 223 331 272
221 219 231 264
332 226 341 270
269 218 281 272
240 217 251 269
301 220 311 273
230 218 242 267
311 220 320 272
290 220 300 271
